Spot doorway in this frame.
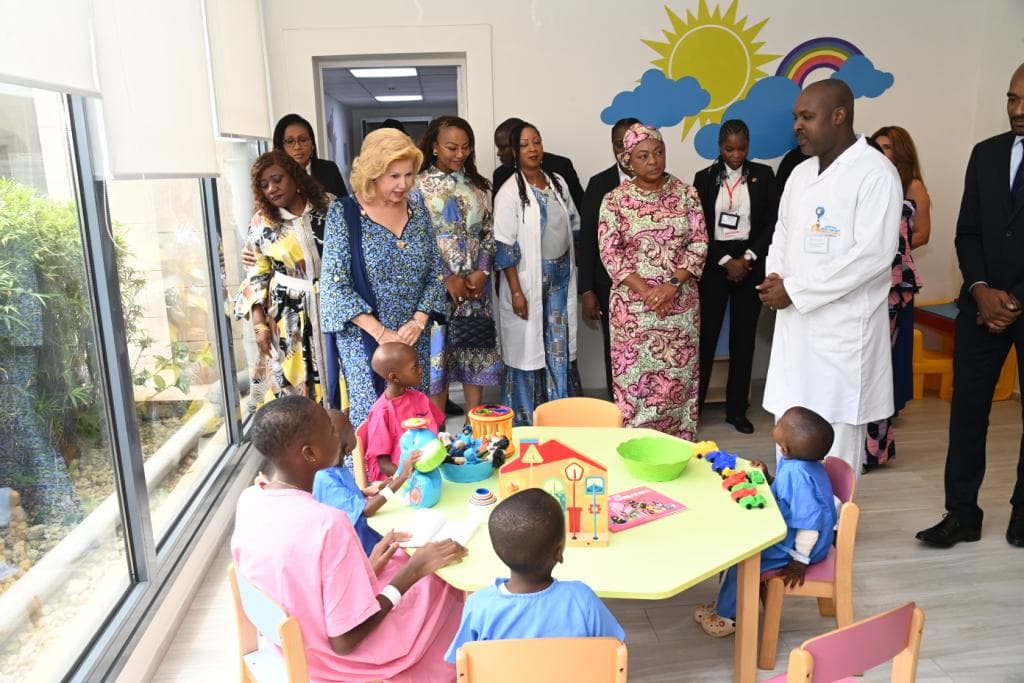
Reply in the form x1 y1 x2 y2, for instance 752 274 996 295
316 59 462 180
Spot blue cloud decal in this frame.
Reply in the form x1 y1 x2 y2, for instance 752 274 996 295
831 55 894 98
694 76 801 161
601 69 710 128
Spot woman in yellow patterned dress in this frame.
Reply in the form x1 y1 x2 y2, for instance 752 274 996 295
235 150 334 409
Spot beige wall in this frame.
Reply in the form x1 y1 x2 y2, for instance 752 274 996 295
260 0 1024 387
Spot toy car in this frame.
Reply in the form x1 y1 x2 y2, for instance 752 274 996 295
730 486 757 501
746 469 766 485
722 471 749 490
705 450 738 473
737 493 767 509
692 440 719 458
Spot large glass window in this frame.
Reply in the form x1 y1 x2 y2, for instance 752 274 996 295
103 178 229 543
215 139 261 419
0 84 130 681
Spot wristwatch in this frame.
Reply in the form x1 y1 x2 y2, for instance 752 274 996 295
668 276 683 288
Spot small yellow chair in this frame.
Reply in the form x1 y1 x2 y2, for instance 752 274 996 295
911 328 953 400
351 421 369 489
227 563 309 682
455 637 627 682
532 397 623 428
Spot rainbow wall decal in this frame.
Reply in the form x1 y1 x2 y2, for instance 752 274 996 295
775 37 863 86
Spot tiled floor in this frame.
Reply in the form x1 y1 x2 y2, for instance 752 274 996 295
153 394 1024 682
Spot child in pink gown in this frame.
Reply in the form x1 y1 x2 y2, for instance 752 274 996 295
364 342 446 481
231 395 466 682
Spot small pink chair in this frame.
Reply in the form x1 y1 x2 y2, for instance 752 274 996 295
759 456 859 669
763 602 925 683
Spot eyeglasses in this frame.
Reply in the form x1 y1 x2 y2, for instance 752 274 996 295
283 136 311 147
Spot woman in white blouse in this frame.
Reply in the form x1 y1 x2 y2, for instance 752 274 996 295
692 119 779 434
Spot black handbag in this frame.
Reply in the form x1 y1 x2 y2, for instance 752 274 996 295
447 315 497 349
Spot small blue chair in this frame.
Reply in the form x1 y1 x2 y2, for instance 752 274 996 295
228 563 309 682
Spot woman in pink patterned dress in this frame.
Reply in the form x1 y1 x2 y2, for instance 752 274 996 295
598 124 707 438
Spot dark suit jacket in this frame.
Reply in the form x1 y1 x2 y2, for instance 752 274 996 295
310 157 349 198
774 146 808 199
492 151 585 211
955 132 1024 314
692 159 778 274
578 164 623 295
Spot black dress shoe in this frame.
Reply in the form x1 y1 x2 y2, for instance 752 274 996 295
444 399 465 416
915 514 981 548
1007 507 1024 547
725 415 755 434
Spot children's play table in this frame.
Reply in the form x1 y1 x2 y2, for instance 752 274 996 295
369 426 786 683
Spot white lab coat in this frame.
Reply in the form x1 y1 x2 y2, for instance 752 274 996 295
763 136 902 425
493 171 579 370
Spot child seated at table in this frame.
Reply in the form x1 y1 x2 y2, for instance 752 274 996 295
445 488 625 662
695 406 837 637
312 408 421 556
364 342 446 482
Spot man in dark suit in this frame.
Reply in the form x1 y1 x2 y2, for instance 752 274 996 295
577 117 639 398
491 117 585 210
917 62 1024 548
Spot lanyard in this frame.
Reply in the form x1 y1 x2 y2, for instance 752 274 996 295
723 175 744 210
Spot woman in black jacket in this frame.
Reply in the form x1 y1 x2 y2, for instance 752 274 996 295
692 119 778 433
273 113 349 198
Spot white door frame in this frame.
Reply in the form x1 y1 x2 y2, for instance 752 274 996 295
276 25 494 173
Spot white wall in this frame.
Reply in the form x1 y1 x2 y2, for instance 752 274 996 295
323 93 351 179
261 0 1024 389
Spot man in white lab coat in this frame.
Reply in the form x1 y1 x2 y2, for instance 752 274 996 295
757 79 902 475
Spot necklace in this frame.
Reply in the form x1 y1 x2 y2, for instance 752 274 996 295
524 172 546 189
269 479 303 491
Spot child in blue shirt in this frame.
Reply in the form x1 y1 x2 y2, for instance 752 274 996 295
696 406 837 637
311 409 419 556
445 488 625 662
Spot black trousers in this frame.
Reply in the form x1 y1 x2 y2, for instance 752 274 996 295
945 311 1024 525
594 282 613 400
697 266 762 418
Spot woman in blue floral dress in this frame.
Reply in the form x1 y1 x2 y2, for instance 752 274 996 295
416 116 502 415
320 129 446 428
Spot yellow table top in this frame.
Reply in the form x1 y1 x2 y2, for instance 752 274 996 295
368 426 787 600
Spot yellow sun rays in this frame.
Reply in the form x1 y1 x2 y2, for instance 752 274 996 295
643 0 779 139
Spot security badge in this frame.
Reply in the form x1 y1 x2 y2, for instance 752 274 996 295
804 206 840 254
719 212 741 230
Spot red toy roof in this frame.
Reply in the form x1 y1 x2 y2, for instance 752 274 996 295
502 439 608 474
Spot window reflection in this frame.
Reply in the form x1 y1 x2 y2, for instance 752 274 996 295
0 84 129 681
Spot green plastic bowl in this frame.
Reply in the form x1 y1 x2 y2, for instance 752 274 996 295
617 437 693 482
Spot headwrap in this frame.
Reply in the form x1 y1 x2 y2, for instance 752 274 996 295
617 123 663 172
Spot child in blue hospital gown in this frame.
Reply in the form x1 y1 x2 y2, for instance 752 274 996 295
696 406 837 637
445 488 624 661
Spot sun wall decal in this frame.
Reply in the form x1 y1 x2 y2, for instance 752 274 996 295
643 0 779 139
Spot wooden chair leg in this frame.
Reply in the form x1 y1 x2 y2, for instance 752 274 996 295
817 596 835 616
938 371 953 400
758 578 784 670
835 587 854 629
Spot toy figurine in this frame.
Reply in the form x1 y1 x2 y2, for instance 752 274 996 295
437 427 507 484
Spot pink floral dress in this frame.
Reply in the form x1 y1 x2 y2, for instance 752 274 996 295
598 175 708 438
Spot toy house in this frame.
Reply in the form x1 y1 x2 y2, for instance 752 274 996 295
499 439 609 547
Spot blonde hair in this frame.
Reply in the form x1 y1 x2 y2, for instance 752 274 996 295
349 128 423 201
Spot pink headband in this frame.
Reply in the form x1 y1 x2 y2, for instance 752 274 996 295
617 123 663 171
